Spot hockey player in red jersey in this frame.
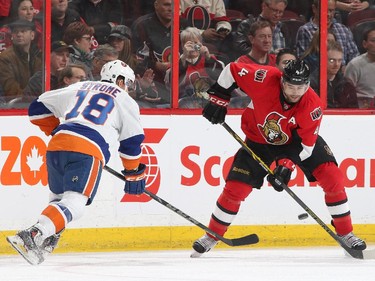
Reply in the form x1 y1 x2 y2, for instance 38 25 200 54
191 59 366 257
7 60 147 265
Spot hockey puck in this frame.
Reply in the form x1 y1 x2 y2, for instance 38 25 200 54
298 213 308 220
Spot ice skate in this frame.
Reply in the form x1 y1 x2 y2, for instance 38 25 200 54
6 226 44 265
338 232 367 251
190 234 218 258
41 233 61 257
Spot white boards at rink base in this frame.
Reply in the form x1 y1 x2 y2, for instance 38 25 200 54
0 114 374 252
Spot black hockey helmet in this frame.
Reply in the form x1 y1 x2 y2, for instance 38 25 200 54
282 59 310 85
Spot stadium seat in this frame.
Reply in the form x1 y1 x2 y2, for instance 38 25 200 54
228 0 262 18
225 9 247 31
225 9 246 20
285 0 314 22
347 9 375 30
351 20 375 54
281 9 301 21
280 19 306 51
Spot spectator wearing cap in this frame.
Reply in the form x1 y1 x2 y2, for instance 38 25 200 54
107 25 138 71
51 0 82 43
106 25 163 108
63 21 94 75
0 19 42 102
68 0 123 44
24 41 74 98
0 0 43 52
89 44 118 80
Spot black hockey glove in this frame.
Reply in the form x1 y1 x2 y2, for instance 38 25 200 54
267 158 295 192
122 163 146 195
202 91 230 124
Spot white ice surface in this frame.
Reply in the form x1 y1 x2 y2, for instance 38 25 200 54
1 247 375 281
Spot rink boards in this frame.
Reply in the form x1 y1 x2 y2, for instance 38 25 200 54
0 114 375 253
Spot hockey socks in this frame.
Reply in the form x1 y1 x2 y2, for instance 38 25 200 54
313 162 353 235
208 181 252 237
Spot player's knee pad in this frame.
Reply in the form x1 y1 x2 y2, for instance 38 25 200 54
313 162 345 194
58 191 88 222
223 180 253 202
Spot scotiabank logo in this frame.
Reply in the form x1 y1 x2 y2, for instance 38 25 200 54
2 134 375 191
181 146 234 187
180 146 375 188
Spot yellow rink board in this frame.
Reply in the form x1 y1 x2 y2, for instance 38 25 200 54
1 224 374 254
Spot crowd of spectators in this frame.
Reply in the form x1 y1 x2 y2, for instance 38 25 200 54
0 0 374 109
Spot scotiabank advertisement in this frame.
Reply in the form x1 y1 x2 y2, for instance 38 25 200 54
0 115 375 230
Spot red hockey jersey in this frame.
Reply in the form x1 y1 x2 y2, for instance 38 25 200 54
218 63 323 161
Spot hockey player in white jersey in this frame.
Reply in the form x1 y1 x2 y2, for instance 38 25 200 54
7 60 146 265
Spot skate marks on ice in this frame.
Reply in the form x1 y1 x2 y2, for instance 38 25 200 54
0 247 375 281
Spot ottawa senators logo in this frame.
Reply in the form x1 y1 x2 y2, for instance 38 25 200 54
153 46 173 63
185 71 211 99
184 5 211 30
257 112 289 145
161 46 173 63
192 76 210 99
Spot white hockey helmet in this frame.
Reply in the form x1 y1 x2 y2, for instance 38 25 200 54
100 59 135 85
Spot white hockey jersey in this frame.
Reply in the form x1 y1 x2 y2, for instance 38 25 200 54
28 80 145 170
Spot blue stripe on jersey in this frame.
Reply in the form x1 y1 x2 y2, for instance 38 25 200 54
28 99 52 116
56 203 73 223
119 134 145 157
54 123 111 162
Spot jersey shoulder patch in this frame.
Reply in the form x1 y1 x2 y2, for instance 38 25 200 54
310 107 322 121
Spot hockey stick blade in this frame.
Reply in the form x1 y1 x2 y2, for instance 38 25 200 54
221 122 374 259
343 246 375 260
103 165 259 247
362 249 375 259
225 233 259 247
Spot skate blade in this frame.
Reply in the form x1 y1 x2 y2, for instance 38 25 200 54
190 250 204 258
6 235 44 266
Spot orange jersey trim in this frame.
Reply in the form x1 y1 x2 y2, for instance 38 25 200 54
121 157 141 170
83 158 101 198
30 116 60 136
48 133 104 163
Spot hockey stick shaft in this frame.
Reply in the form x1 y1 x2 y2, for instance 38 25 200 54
103 165 259 247
222 122 365 259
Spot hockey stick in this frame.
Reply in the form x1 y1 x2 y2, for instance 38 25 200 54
222 122 375 259
103 165 259 247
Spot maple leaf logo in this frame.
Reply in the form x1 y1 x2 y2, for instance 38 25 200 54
26 146 44 177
